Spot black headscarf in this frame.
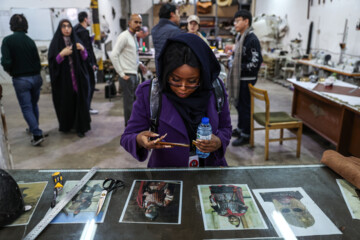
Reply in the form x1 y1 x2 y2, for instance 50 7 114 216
157 33 220 143
48 19 91 133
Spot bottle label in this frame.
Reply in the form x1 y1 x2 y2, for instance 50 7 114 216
188 154 199 168
197 133 212 140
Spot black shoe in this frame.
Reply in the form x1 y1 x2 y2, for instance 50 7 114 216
77 132 85 138
232 137 249 147
232 128 241 138
31 135 44 146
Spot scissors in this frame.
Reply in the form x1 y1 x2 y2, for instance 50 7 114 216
96 178 124 215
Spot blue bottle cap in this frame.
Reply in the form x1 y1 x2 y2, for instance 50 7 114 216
201 117 209 124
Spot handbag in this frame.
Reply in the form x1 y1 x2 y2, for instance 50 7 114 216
105 81 117 98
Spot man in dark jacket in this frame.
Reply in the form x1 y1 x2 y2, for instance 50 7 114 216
228 10 263 146
74 11 98 115
151 3 181 72
1 14 44 146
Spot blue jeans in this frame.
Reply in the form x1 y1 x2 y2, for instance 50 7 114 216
13 74 43 136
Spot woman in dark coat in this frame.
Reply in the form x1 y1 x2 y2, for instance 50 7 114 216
48 19 91 137
120 33 232 167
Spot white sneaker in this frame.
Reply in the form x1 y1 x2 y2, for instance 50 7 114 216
89 109 99 115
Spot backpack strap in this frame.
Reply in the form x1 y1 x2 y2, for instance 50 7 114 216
149 78 162 133
212 77 225 114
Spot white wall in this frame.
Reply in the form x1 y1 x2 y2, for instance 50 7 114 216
255 0 360 61
0 0 122 50
98 0 122 46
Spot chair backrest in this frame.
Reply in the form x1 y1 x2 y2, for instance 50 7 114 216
248 83 270 124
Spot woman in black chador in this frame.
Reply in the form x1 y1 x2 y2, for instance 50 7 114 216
48 19 91 137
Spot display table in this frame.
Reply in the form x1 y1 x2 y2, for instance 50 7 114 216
1 165 359 240
288 78 360 157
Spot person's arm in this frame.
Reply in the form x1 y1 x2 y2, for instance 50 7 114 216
0 39 12 75
111 34 127 78
241 38 262 76
120 83 151 161
56 46 73 64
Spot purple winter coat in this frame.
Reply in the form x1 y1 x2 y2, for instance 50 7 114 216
120 80 232 168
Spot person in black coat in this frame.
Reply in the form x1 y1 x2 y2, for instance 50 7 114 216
48 19 91 137
74 11 98 115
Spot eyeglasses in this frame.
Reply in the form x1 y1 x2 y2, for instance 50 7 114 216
233 18 244 24
168 76 200 89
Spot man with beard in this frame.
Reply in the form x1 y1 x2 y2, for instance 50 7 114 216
111 14 146 126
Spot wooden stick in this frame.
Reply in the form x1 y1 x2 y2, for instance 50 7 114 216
157 141 190 148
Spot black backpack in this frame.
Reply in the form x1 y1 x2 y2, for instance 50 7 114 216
149 77 225 133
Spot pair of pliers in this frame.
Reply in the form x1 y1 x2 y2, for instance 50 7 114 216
96 178 124 215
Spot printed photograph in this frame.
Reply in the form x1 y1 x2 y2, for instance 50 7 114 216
7 181 47 226
198 184 267 230
336 179 360 220
253 187 342 237
120 180 182 224
51 180 111 224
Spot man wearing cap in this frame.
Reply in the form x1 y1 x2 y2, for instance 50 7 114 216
151 3 181 71
187 15 209 45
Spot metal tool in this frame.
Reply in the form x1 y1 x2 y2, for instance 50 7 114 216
96 178 124 215
23 167 99 240
51 172 64 208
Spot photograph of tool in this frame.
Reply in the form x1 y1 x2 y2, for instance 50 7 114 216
51 180 111 224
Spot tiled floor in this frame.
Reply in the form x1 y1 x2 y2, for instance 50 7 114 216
1 78 334 169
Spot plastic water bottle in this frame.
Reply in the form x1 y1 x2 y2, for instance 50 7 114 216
196 117 212 158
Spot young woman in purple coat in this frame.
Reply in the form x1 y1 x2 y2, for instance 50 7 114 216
120 33 232 167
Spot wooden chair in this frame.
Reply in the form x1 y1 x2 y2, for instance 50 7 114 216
248 84 303 160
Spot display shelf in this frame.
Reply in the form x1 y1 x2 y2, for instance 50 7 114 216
297 59 360 77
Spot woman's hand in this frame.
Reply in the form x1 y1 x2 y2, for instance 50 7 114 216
136 131 172 150
194 134 222 153
76 43 85 51
59 46 72 57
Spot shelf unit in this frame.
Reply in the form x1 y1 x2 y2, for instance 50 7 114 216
195 2 238 39
152 2 238 40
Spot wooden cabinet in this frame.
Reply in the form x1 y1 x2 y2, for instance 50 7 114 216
288 79 360 157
